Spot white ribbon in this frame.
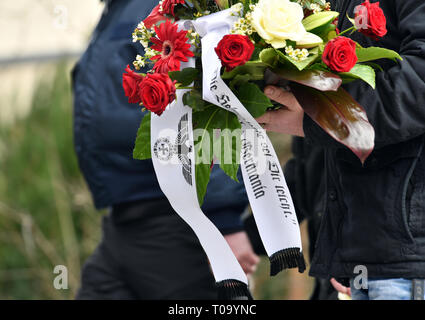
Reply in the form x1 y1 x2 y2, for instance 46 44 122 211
150 9 305 299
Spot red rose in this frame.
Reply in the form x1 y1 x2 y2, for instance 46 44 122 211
215 35 255 72
322 36 358 73
122 65 144 104
354 0 387 40
160 0 185 17
144 5 168 29
138 73 176 116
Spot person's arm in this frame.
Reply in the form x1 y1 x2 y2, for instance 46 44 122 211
259 1 425 150
305 0 425 149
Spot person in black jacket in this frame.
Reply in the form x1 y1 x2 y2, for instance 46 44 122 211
284 138 338 300
72 0 259 299
257 0 425 300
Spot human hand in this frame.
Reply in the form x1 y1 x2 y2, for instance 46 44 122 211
330 278 352 298
224 231 260 276
256 85 305 137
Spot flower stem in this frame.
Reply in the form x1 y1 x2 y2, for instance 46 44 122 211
338 26 356 37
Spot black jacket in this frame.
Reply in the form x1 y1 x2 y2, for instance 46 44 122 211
304 0 425 279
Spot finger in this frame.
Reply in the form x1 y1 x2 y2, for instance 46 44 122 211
262 123 277 132
248 263 258 275
256 111 272 124
264 86 290 105
261 110 291 132
330 278 350 295
265 86 302 112
253 254 260 265
241 260 258 275
246 253 260 266
238 253 260 273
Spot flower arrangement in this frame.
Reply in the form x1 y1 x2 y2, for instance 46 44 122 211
120 1 402 296
124 0 401 203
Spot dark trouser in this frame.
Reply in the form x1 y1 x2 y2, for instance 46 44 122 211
76 199 218 300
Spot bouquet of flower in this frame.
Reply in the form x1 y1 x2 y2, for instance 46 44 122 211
124 0 400 203
121 0 401 298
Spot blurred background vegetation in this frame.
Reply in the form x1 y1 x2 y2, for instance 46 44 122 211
0 0 313 300
0 63 102 299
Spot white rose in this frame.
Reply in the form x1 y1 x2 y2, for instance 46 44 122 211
251 0 322 49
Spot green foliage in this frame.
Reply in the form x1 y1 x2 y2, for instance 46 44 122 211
0 63 101 299
133 112 151 160
183 90 210 111
294 0 328 10
169 68 199 87
302 11 339 31
340 64 376 88
192 106 241 205
236 82 272 118
277 47 320 71
356 47 403 63
229 74 252 90
259 48 279 68
221 61 267 81
311 21 337 41
259 47 320 72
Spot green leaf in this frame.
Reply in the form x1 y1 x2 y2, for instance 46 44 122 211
251 46 262 61
310 22 337 41
340 64 376 89
169 67 199 87
133 112 151 160
221 61 267 80
213 112 241 184
302 11 339 31
356 47 403 63
259 48 279 68
192 107 218 206
195 163 212 207
236 82 272 118
229 74 251 90
276 47 320 71
183 90 208 111
362 62 384 72
192 106 241 205
308 62 329 72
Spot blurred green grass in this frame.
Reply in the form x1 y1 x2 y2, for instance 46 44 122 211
0 63 312 299
0 63 101 299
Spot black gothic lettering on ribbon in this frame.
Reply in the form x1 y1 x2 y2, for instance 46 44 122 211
242 138 266 200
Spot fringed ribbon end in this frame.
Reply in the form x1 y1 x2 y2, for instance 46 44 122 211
216 280 253 300
270 247 306 276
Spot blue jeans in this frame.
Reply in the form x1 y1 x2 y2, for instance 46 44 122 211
350 278 425 300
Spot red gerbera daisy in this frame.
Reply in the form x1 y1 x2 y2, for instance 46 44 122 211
160 0 185 16
150 20 194 73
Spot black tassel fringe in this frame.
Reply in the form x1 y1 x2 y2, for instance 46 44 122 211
270 247 306 276
216 280 253 300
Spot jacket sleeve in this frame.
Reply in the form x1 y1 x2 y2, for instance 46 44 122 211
304 0 425 150
204 209 245 235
